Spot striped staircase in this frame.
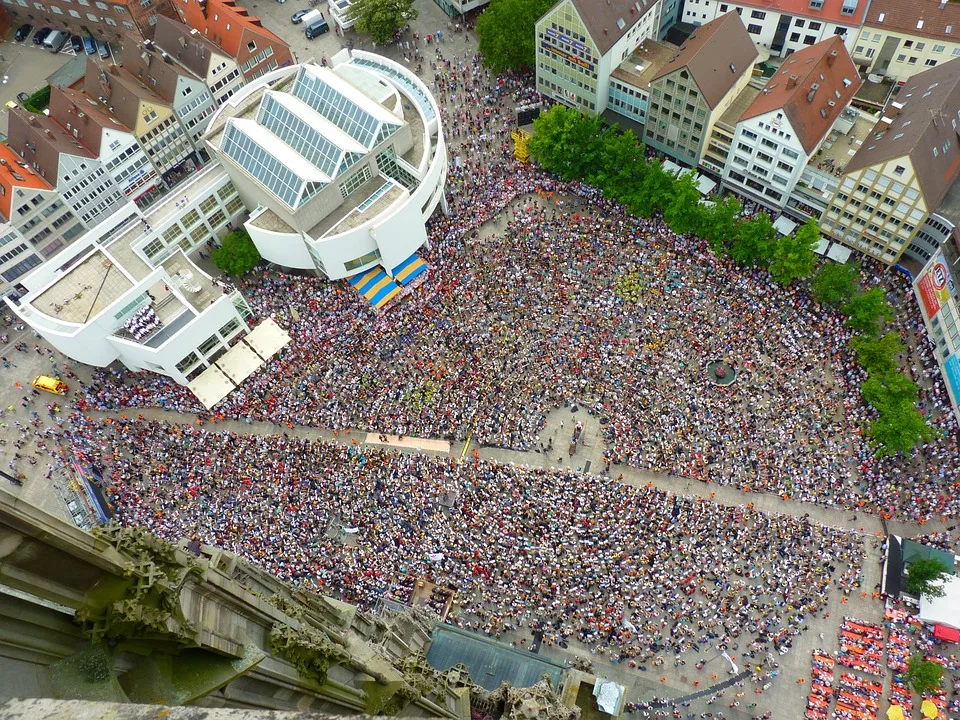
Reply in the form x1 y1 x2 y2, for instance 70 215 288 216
348 267 401 310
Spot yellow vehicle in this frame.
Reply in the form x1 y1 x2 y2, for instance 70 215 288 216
32 375 67 395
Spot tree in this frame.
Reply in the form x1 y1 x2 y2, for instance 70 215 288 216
850 332 905 375
212 229 261 277
476 0 554 73
587 126 646 203
662 172 705 236
730 213 777 267
842 286 893 336
904 655 945 696
905 558 950 599
346 0 418 44
699 195 741 257
865 401 936 457
628 160 676 218
529 105 605 180
812 260 860 308
862 370 920 414
770 218 820 285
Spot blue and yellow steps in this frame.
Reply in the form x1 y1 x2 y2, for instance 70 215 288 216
348 267 401 310
391 254 428 286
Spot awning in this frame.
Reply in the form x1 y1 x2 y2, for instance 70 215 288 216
814 239 830 255
188 365 235 410
593 679 625 715
827 244 853 262
391 253 428 286
662 159 681 175
773 215 798 236
695 175 717 195
348 267 401 310
215 341 265 385
935 624 960 642
242 317 291 361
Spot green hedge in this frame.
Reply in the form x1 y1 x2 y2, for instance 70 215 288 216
22 86 51 114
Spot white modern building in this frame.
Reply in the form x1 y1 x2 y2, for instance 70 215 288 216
535 0 663 114
204 51 447 307
681 0 868 59
5 165 253 385
720 36 861 212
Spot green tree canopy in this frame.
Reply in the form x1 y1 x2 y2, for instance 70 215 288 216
811 260 861 308
529 105 606 180
862 370 920 413
476 0 555 73
842 286 894 336
850 332 905 375
212 229 261 277
699 195 741 257
346 0 418 44
662 172 705 236
864 402 936 457
586 126 647 203
770 218 820 285
730 213 777 267
904 655 945 696
905 558 950 599
628 160 676 218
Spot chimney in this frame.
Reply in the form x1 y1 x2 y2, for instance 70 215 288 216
787 74 799 88
827 49 838 66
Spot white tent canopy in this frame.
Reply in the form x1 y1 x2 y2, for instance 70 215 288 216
188 365 235 410
243 317 292 360
918 574 960 629
773 215 798 236
662 159 682 175
827 244 853 263
592 679 625 715
695 174 717 195
814 239 830 256
216 341 265 385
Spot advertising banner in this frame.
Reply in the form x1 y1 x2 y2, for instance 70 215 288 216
916 253 954 319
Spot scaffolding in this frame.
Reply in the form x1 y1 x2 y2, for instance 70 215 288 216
511 128 531 163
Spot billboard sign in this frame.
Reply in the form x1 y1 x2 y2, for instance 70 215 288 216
916 252 954 319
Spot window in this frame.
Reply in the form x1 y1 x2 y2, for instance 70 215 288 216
925 59 938 67
219 318 240 338
742 129 758 140
142 238 164 259
933 44 945 53
795 18 805 27
343 249 382 272
897 54 906 62
247 40 256 52
791 32 801 42
808 21 821 30
804 35 816 45
809 0 822 8
198 335 220 356
893 165 905 175
181 209 201 227
143 109 158 124
750 10 765 19
339 165 372 199
199 195 218 214
747 23 762 34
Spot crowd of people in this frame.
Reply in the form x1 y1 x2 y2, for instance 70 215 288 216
71 40 960 526
80 414 865 669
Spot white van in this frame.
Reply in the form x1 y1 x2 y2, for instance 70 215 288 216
43 30 67 52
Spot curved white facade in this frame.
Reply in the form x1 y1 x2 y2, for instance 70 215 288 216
203 51 447 280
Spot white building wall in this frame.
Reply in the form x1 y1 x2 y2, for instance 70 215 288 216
681 2 859 58
174 76 217 158
57 154 128 228
722 111 809 210
99 127 162 201
207 55 245 106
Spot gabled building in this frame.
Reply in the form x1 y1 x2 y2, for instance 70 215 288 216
819 59 960 266
84 59 202 179
535 0 663 114
681 0 868 59
3 0 177 44
153 16 246 106
7 108 129 231
48 86 164 207
643 12 758 167
720 36 861 211
174 0 294 84
852 0 960 82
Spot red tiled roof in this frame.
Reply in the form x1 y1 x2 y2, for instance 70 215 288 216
0 143 52 220
740 36 862 154
863 0 960 42
568 0 660 56
176 0 286 58
722 0 869 26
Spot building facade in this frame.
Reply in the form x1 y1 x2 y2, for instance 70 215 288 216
535 0 662 114
819 60 960 266
914 242 960 424
204 51 447 286
6 164 250 384
0 0 177 43
643 12 758 167
720 37 861 211
852 0 960 82
153 16 246 106
606 39 678 127
173 0 294 84
681 0 868 59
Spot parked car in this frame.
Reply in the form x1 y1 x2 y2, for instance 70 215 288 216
14 24 33 42
83 35 96 55
304 13 329 38
291 8 310 22
44 30 68 53
16 92 29 104
96 40 110 60
32 27 51 46
70 35 83 53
